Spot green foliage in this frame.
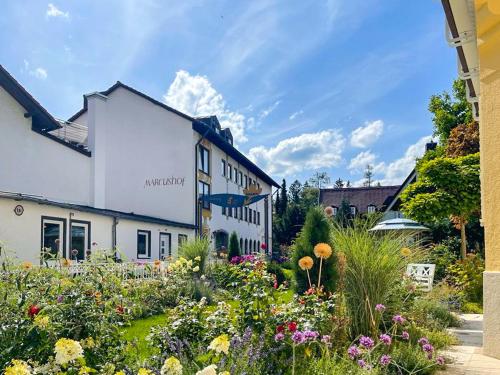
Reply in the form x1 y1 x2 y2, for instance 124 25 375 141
446 254 484 304
179 237 210 274
388 343 440 375
266 262 286 286
228 231 241 260
428 78 473 143
461 301 483 313
446 121 479 157
331 218 422 337
292 206 338 294
408 299 460 330
427 239 459 281
335 199 352 227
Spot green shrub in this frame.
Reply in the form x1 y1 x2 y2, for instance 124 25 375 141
461 301 483 313
266 262 286 286
292 206 338 293
409 298 460 330
331 217 423 338
446 253 484 304
428 239 459 281
179 237 210 274
228 231 241 260
387 343 439 375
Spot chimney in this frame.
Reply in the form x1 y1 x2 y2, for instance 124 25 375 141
86 92 108 209
425 141 437 152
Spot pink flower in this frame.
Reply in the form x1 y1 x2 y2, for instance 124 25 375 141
379 334 392 346
422 343 434 353
375 304 386 312
274 333 285 342
401 331 410 340
348 345 361 359
321 335 331 344
418 337 429 346
379 354 391 366
436 356 445 366
392 315 405 324
359 336 374 349
291 331 305 344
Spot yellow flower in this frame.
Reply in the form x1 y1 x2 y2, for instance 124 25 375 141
160 356 183 375
192 266 200 272
21 261 32 270
4 360 31 375
138 369 154 375
304 347 312 357
61 258 72 267
33 315 50 329
298 256 314 270
401 247 412 257
114 372 126 375
54 338 84 365
313 243 332 259
81 337 96 349
60 278 74 288
79 366 95 374
194 256 201 262
195 365 217 375
208 334 230 355
219 372 230 375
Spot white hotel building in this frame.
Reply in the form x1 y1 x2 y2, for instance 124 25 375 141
0 65 278 263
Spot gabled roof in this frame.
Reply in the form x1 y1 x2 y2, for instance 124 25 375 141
383 169 417 212
68 81 280 188
320 185 400 213
0 64 61 132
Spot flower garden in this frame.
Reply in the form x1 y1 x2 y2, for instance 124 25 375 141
0 208 461 375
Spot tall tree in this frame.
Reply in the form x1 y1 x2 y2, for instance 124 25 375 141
274 193 281 216
309 172 331 189
289 180 302 204
446 121 479 157
363 165 374 187
279 179 288 215
346 180 352 188
335 199 352 228
401 153 480 259
428 79 473 144
228 231 241 260
334 178 345 188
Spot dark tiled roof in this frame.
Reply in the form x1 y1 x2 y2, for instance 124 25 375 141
320 185 401 213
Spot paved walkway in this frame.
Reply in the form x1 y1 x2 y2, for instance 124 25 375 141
438 314 500 374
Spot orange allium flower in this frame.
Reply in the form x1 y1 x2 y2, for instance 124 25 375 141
313 243 332 259
298 256 314 270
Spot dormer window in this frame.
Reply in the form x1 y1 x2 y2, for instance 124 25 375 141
332 206 338 216
350 206 357 216
367 205 376 214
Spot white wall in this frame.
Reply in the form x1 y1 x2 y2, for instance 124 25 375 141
85 87 196 225
0 87 91 205
0 197 194 263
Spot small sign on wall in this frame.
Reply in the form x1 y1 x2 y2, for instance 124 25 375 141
14 205 24 216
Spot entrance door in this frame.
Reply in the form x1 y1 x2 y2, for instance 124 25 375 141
70 221 90 261
159 233 171 260
41 217 66 260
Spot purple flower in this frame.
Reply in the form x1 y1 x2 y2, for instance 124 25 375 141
379 334 392 346
291 331 305 344
274 333 285 342
436 356 445 366
357 359 366 368
375 304 386 312
379 354 391 366
359 336 375 349
303 330 319 341
422 343 434 353
392 315 405 324
56 295 64 303
348 345 361 359
427 352 433 360
401 331 410 340
418 337 429 346
321 335 331 344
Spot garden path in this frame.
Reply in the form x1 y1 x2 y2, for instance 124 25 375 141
438 314 500 374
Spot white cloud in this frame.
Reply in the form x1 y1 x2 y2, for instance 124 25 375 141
348 150 378 173
350 120 384 148
289 110 304 120
164 70 249 144
248 129 345 176
23 60 48 80
259 100 281 120
46 3 69 18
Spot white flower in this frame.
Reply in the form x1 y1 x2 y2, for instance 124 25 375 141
208 334 230 355
160 356 183 375
195 364 217 375
54 338 84 365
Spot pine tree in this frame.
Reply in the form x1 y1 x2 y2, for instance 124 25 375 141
228 231 241 260
280 179 288 215
289 180 302 204
292 206 338 294
334 178 344 188
346 180 352 187
274 194 281 216
363 165 374 187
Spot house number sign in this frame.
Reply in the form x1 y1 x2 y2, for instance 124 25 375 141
14 205 24 216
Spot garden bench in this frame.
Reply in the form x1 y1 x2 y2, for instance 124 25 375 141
406 263 436 292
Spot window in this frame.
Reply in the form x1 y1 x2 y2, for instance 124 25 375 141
199 181 211 210
249 209 252 223
332 206 338 216
137 230 151 259
244 207 248 221
178 234 188 248
244 175 248 188
239 171 243 186
257 211 261 226
367 205 376 214
222 206 226 215
228 163 233 180
350 206 357 216
253 210 257 224
239 207 243 220
41 216 66 259
70 220 90 261
233 167 238 183
228 207 233 217
198 146 210 174
221 159 226 177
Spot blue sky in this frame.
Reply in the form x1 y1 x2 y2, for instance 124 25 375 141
0 0 458 186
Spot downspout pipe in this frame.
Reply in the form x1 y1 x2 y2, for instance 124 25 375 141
194 124 211 237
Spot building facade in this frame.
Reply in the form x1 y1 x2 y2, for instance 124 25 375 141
0 65 278 264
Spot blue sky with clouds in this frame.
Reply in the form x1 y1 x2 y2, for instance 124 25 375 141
0 0 458 186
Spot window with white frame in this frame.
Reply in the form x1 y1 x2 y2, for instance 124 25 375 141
239 171 243 186
221 159 226 177
228 163 233 180
332 206 338 216
137 230 151 259
367 205 376 214
41 216 66 260
350 206 357 216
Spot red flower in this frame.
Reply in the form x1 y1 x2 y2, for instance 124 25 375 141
276 325 285 333
299 299 305 305
116 305 125 315
261 243 267 250
288 321 297 332
28 304 41 318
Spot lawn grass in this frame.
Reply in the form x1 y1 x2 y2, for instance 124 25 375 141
122 314 167 359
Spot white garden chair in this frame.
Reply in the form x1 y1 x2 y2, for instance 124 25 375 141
406 263 436 292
